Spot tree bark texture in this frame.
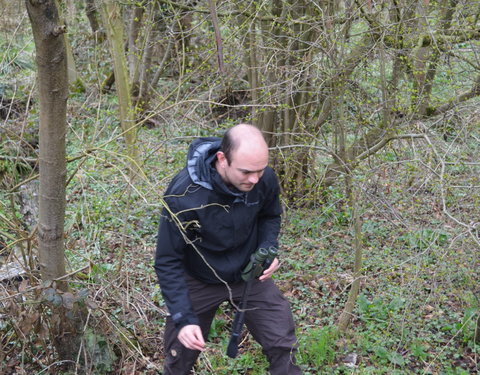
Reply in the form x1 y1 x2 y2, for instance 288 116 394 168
25 0 67 285
85 0 105 41
99 0 140 174
127 4 145 96
476 313 480 344
26 0 87 367
337 173 363 332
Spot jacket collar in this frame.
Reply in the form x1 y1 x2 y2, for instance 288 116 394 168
186 137 252 203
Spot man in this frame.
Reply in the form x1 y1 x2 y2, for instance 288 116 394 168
154 124 302 374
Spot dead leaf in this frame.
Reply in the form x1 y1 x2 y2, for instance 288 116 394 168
18 279 29 293
86 298 98 310
424 305 434 312
62 292 75 309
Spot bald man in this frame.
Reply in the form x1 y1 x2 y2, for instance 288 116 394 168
154 124 302 374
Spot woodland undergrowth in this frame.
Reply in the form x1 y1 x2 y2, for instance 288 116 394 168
1 2 479 374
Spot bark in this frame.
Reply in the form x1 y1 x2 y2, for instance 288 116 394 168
150 38 173 90
428 74 480 116
85 0 105 41
334 88 363 331
137 18 154 106
337 167 363 331
54 0 80 86
249 0 320 202
26 0 67 285
208 0 226 81
252 0 283 144
476 313 480 344
128 4 146 97
136 2 160 109
99 0 140 175
242 0 379 203
337 186 363 331
322 126 395 187
101 69 115 92
25 0 87 367
320 0 468 186
411 0 459 116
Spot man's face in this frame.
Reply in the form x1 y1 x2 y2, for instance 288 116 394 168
219 148 269 192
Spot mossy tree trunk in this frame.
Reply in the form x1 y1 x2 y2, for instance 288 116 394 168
99 0 140 175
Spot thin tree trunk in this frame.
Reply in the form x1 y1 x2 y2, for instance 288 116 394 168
128 4 146 97
101 69 115 92
55 1 81 86
26 0 67 286
85 0 105 42
411 0 458 116
26 0 86 367
137 20 154 107
475 313 480 344
136 2 162 110
337 173 363 331
150 39 173 92
208 0 228 95
99 0 140 174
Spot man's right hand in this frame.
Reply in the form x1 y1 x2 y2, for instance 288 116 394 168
178 324 206 351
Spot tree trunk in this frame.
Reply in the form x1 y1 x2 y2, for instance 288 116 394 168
25 0 86 367
26 0 67 286
208 0 229 97
99 0 140 175
337 173 363 332
54 1 81 86
85 0 105 41
476 312 480 344
135 2 160 111
127 3 146 97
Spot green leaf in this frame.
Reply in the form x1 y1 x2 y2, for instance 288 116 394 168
388 351 405 366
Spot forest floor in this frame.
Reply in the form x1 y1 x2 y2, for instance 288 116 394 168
2 108 479 374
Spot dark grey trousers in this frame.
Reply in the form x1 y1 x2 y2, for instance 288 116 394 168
162 274 302 375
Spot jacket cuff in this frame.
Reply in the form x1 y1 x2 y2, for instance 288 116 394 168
172 311 200 330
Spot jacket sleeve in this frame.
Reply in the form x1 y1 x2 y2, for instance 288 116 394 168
256 168 282 251
154 206 199 330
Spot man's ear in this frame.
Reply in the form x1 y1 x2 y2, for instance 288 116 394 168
216 151 227 167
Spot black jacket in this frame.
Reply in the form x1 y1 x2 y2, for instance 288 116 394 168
154 137 282 329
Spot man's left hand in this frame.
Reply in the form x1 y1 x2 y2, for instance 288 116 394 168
259 257 280 281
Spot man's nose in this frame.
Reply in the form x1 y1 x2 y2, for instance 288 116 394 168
248 173 260 184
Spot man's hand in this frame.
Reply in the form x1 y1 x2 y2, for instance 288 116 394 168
259 257 280 281
178 324 206 351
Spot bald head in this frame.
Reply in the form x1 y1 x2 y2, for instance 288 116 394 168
221 124 268 165
216 124 269 192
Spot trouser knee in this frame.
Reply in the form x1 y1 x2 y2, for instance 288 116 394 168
162 339 200 375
